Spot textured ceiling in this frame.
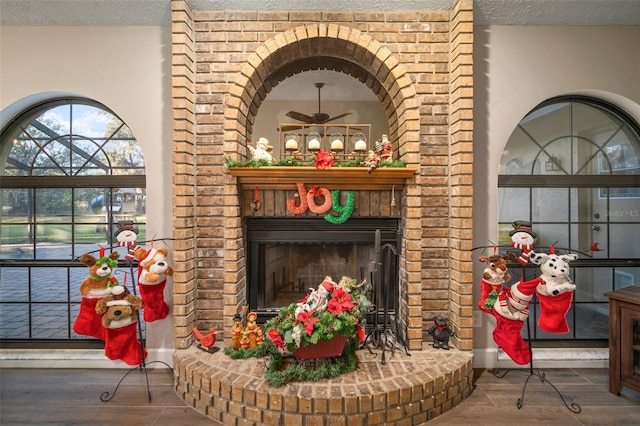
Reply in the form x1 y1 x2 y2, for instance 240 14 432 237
1 0 638 101
1 0 639 26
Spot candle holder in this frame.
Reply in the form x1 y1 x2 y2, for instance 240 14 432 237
307 131 322 153
284 132 300 153
329 133 344 153
352 132 368 154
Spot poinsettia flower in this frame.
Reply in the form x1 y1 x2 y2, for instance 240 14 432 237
296 310 320 336
327 287 354 314
268 328 285 350
314 149 335 169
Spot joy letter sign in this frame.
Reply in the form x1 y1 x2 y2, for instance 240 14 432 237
287 182 355 224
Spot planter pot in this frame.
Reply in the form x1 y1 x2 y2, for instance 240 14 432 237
292 335 350 361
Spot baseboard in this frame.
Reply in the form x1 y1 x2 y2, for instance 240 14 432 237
0 348 174 369
473 347 609 369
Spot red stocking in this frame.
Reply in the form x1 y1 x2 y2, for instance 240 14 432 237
138 280 169 322
492 314 531 365
478 278 501 313
104 322 147 366
73 297 106 340
537 291 572 334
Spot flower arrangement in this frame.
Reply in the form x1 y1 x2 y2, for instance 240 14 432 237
264 276 371 355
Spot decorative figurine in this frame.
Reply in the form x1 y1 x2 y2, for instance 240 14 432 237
248 137 273 162
509 220 537 265
428 316 454 350
231 313 244 350
193 327 218 353
244 311 262 349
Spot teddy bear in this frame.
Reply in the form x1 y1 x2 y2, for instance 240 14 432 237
428 316 454 350
134 246 173 322
477 252 516 313
72 249 120 340
96 285 147 366
528 249 578 334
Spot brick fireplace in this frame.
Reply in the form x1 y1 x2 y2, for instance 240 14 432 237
170 1 474 423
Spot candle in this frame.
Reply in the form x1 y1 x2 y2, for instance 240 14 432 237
308 138 320 150
331 139 344 151
285 138 298 150
354 139 367 151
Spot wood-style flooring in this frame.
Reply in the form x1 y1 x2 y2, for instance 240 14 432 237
1 367 639 425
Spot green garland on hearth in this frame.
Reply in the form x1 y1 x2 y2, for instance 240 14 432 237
263 338 358 387
223 343 270 359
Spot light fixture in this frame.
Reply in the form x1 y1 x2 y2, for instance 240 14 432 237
545 155 561 171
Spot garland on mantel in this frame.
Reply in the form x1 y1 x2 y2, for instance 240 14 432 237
223 157 406 168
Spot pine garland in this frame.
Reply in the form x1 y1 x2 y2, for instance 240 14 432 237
223 343 270 359
263 338 358 387
224 157 406 168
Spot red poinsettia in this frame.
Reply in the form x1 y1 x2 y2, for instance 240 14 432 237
327 287 354 314
268 328 285 350
314 149 335 169
296 310 320 336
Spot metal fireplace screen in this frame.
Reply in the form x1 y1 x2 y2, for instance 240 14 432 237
245 217 400 323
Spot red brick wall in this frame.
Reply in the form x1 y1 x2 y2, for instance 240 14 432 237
172 0 474 351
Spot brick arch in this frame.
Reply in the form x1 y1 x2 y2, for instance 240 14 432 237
223 24 419 164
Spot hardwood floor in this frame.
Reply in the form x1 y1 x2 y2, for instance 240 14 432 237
1 367 639 425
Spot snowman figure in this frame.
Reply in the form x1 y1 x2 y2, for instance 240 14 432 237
248 137 273 162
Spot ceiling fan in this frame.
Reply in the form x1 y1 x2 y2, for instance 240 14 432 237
279 82 352 132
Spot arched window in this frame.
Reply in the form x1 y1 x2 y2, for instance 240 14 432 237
0 98 146 347
498 96 640 340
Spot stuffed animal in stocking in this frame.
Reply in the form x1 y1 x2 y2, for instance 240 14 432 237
73 249 120 340
509 220 537 265
528 249 578 334
95 285 147 366
134 246 173 322
492 277 542 365
115 220 140 262
478 252 516 313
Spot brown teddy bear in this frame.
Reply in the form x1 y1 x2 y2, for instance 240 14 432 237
134 246 173 322
72 249 120 340
96 286 146 366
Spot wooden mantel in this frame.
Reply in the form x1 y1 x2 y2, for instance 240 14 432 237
227 166 417 190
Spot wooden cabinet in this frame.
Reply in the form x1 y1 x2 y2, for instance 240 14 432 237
605 286 640 395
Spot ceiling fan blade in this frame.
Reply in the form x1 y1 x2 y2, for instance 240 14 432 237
285 111 313 123
322 112 352 123
278 125 305 132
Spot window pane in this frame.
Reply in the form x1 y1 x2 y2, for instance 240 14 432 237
610 224 640 258
570 188 602 222
32 268 68 302
614 267 639 290
31 303 70 339
0 267 29 302
36 188 72 222
534 223 569 248
575 303 609 339
607 196 640 221
498 187 530 222
0 225 33 259
0 303 29 339
574 267 612 302
532 188 569 221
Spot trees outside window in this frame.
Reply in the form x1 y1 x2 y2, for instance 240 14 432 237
0 98 146 346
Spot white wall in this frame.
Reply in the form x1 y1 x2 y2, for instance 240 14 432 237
0 26 174 364
473 25 640 368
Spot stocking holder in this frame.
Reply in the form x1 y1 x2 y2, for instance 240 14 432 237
99 240 174 403
491 307 582 413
